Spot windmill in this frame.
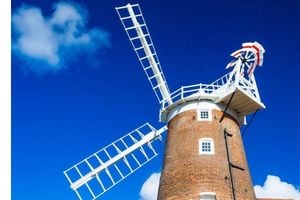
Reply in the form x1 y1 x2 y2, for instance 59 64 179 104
63 3 265 200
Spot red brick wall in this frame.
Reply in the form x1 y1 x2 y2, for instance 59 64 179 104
157 109 256 200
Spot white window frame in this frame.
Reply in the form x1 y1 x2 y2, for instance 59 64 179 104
199 192 216 200
199 138 214 155
197 109 212 121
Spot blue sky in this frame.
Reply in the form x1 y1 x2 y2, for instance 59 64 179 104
11 0 300 199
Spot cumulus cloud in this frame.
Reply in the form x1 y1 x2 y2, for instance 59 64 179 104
139 172 161 200
139 173 300 200
254 175 300 200
12 1 110 74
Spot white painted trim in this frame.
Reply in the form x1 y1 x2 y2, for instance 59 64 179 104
199 138 214 155
166 100 240 123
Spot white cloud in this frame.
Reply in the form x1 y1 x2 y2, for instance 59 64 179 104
254 175 300 200
139 173 300 200
139 172 161 200
12 2 110 74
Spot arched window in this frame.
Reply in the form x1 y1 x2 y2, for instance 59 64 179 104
199 192 216 200
199 138 214 155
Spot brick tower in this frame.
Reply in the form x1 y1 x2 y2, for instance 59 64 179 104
157 42 265 200
157 102 256 200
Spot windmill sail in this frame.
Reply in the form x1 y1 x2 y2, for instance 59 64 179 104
116 4 172 105
63 123 167 200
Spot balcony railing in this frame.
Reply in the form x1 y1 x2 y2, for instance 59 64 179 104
161 72 260 110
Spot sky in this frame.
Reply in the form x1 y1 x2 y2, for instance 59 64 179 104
11 0 300 200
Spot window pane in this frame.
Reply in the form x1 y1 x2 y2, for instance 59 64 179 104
200 111 209 119
199 138 214 155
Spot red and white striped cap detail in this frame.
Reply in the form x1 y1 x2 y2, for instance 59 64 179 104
226 41 265 77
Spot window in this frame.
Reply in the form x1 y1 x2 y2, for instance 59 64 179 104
199 138 214 155
198 109 211 121
199 192 216 200
201 141 211 152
